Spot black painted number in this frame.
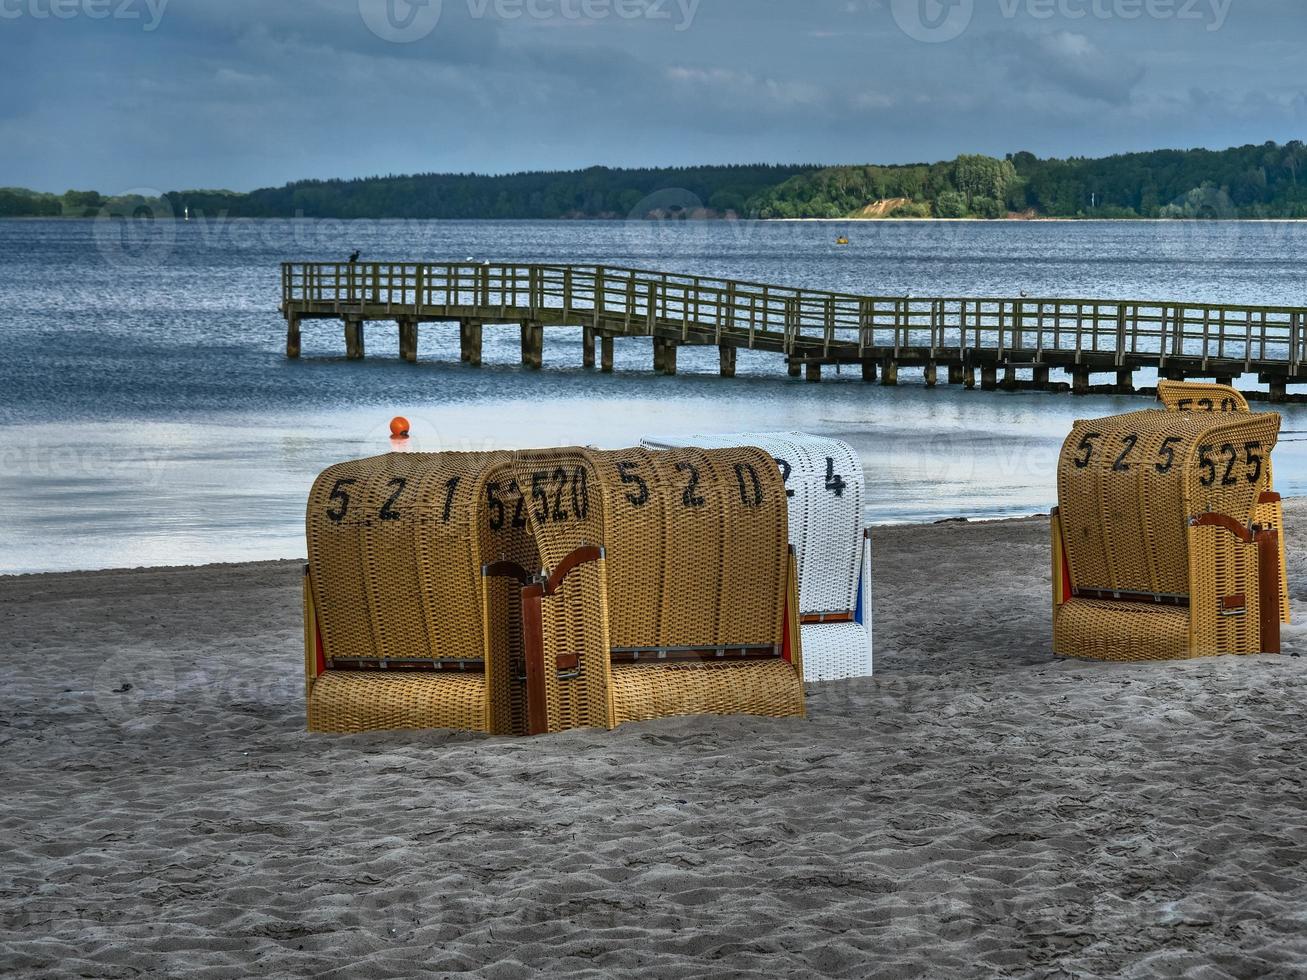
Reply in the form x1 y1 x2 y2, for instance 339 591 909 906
676 461 706 508
1112 433 1138 473
510 481 527 529
1155 436 1182 474
774 457 795 498
1178 396 1237 412
486 482 506 531
570 466 590 519
1198 445 1217 487
1198 442 1262 488
550 468 570 522
530 472 549 522
825 457 847 497
1073 432 1101 469
326 478 357 523
442 477 459 523
618 461 649 507
1244 442 1263 485
379 477 406 521
1220 444 1239 486
734 462 764 507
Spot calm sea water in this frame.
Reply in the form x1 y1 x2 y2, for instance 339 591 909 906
3 218 1306 573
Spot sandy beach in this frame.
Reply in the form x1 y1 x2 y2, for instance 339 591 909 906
3 508 1306 978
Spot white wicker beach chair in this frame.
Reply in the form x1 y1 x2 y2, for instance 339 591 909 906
642 431 873 681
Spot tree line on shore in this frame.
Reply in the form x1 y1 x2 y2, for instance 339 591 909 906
6 140 1307 221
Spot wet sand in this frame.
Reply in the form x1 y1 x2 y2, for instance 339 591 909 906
2 507 1306 978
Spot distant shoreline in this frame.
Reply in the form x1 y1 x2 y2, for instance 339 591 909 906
5 215 1307 223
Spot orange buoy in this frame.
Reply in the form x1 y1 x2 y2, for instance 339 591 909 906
390 416 411 439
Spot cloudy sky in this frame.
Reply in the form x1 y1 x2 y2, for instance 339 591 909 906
1 0 1303 193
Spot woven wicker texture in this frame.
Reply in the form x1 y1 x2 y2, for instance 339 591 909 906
800 623 876 680
609 661 803 725
641 432 872 682
1156 379 1250 413
1054 408 1281 662
476 456 545 736
1052 599 1192 662
509 448 615 734
305 446 804 735
306 671 488 733
512 446 803 730
1057 410 1279 595
1157 380 1290 625
305 451 517 734
590 447 790 649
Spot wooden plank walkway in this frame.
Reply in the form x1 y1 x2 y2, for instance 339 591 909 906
281 262 1307 399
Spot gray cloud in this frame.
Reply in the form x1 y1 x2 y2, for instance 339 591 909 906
992 29 1147 105
0 0 1303 192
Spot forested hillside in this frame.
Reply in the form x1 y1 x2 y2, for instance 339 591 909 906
5 141 1306 220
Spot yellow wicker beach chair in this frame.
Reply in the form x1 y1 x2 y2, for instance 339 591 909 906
304 451 535 735
510 446 806 734
1051 408 1283 662
305 446 804 736
1156 380 1290 623
1156 379 1249 413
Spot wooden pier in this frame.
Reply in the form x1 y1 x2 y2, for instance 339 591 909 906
281 262 1307 400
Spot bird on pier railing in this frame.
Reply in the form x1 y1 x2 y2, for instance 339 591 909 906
348 250 360 264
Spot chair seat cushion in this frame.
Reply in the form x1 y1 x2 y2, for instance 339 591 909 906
609 660 804 726
308 671 488 733
1054 598 1191 662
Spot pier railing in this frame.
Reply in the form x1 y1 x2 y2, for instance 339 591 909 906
281 261 1307 372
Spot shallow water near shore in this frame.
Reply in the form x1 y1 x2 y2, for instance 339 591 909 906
3 218 1307 573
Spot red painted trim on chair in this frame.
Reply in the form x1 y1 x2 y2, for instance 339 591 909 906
1189 513 1254 543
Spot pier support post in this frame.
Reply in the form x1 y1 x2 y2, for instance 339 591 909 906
861 360 877 383
601 335 614 373
1116 368 1134 393
963 365 976 390
788 359 801 379
1269 378 1288 403
460 320 483 367
980 364 998 391
1072 366 1090 396
286 314 302 359
1033 365 1050 388
880 358 898 387
583 325 596 369
653 338 678 375
662 340 678 376
398 318 418 363
521 321 543 370
806 362 822 383
948 362 964 385
1000 364 1017 391
719 345 736 379
345 317 364 360
924 362 938 387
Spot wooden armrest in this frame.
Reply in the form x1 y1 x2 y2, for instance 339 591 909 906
1189 513 1254 543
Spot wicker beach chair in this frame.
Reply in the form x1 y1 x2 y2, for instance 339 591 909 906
305 446 805 735
511 446 806 733
304 451 534 734
1051 408 1283 661
643 432 872 681
1156 380 1290 624
1156 379 1249 414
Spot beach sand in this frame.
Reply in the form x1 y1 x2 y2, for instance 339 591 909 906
3 508 1306 978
